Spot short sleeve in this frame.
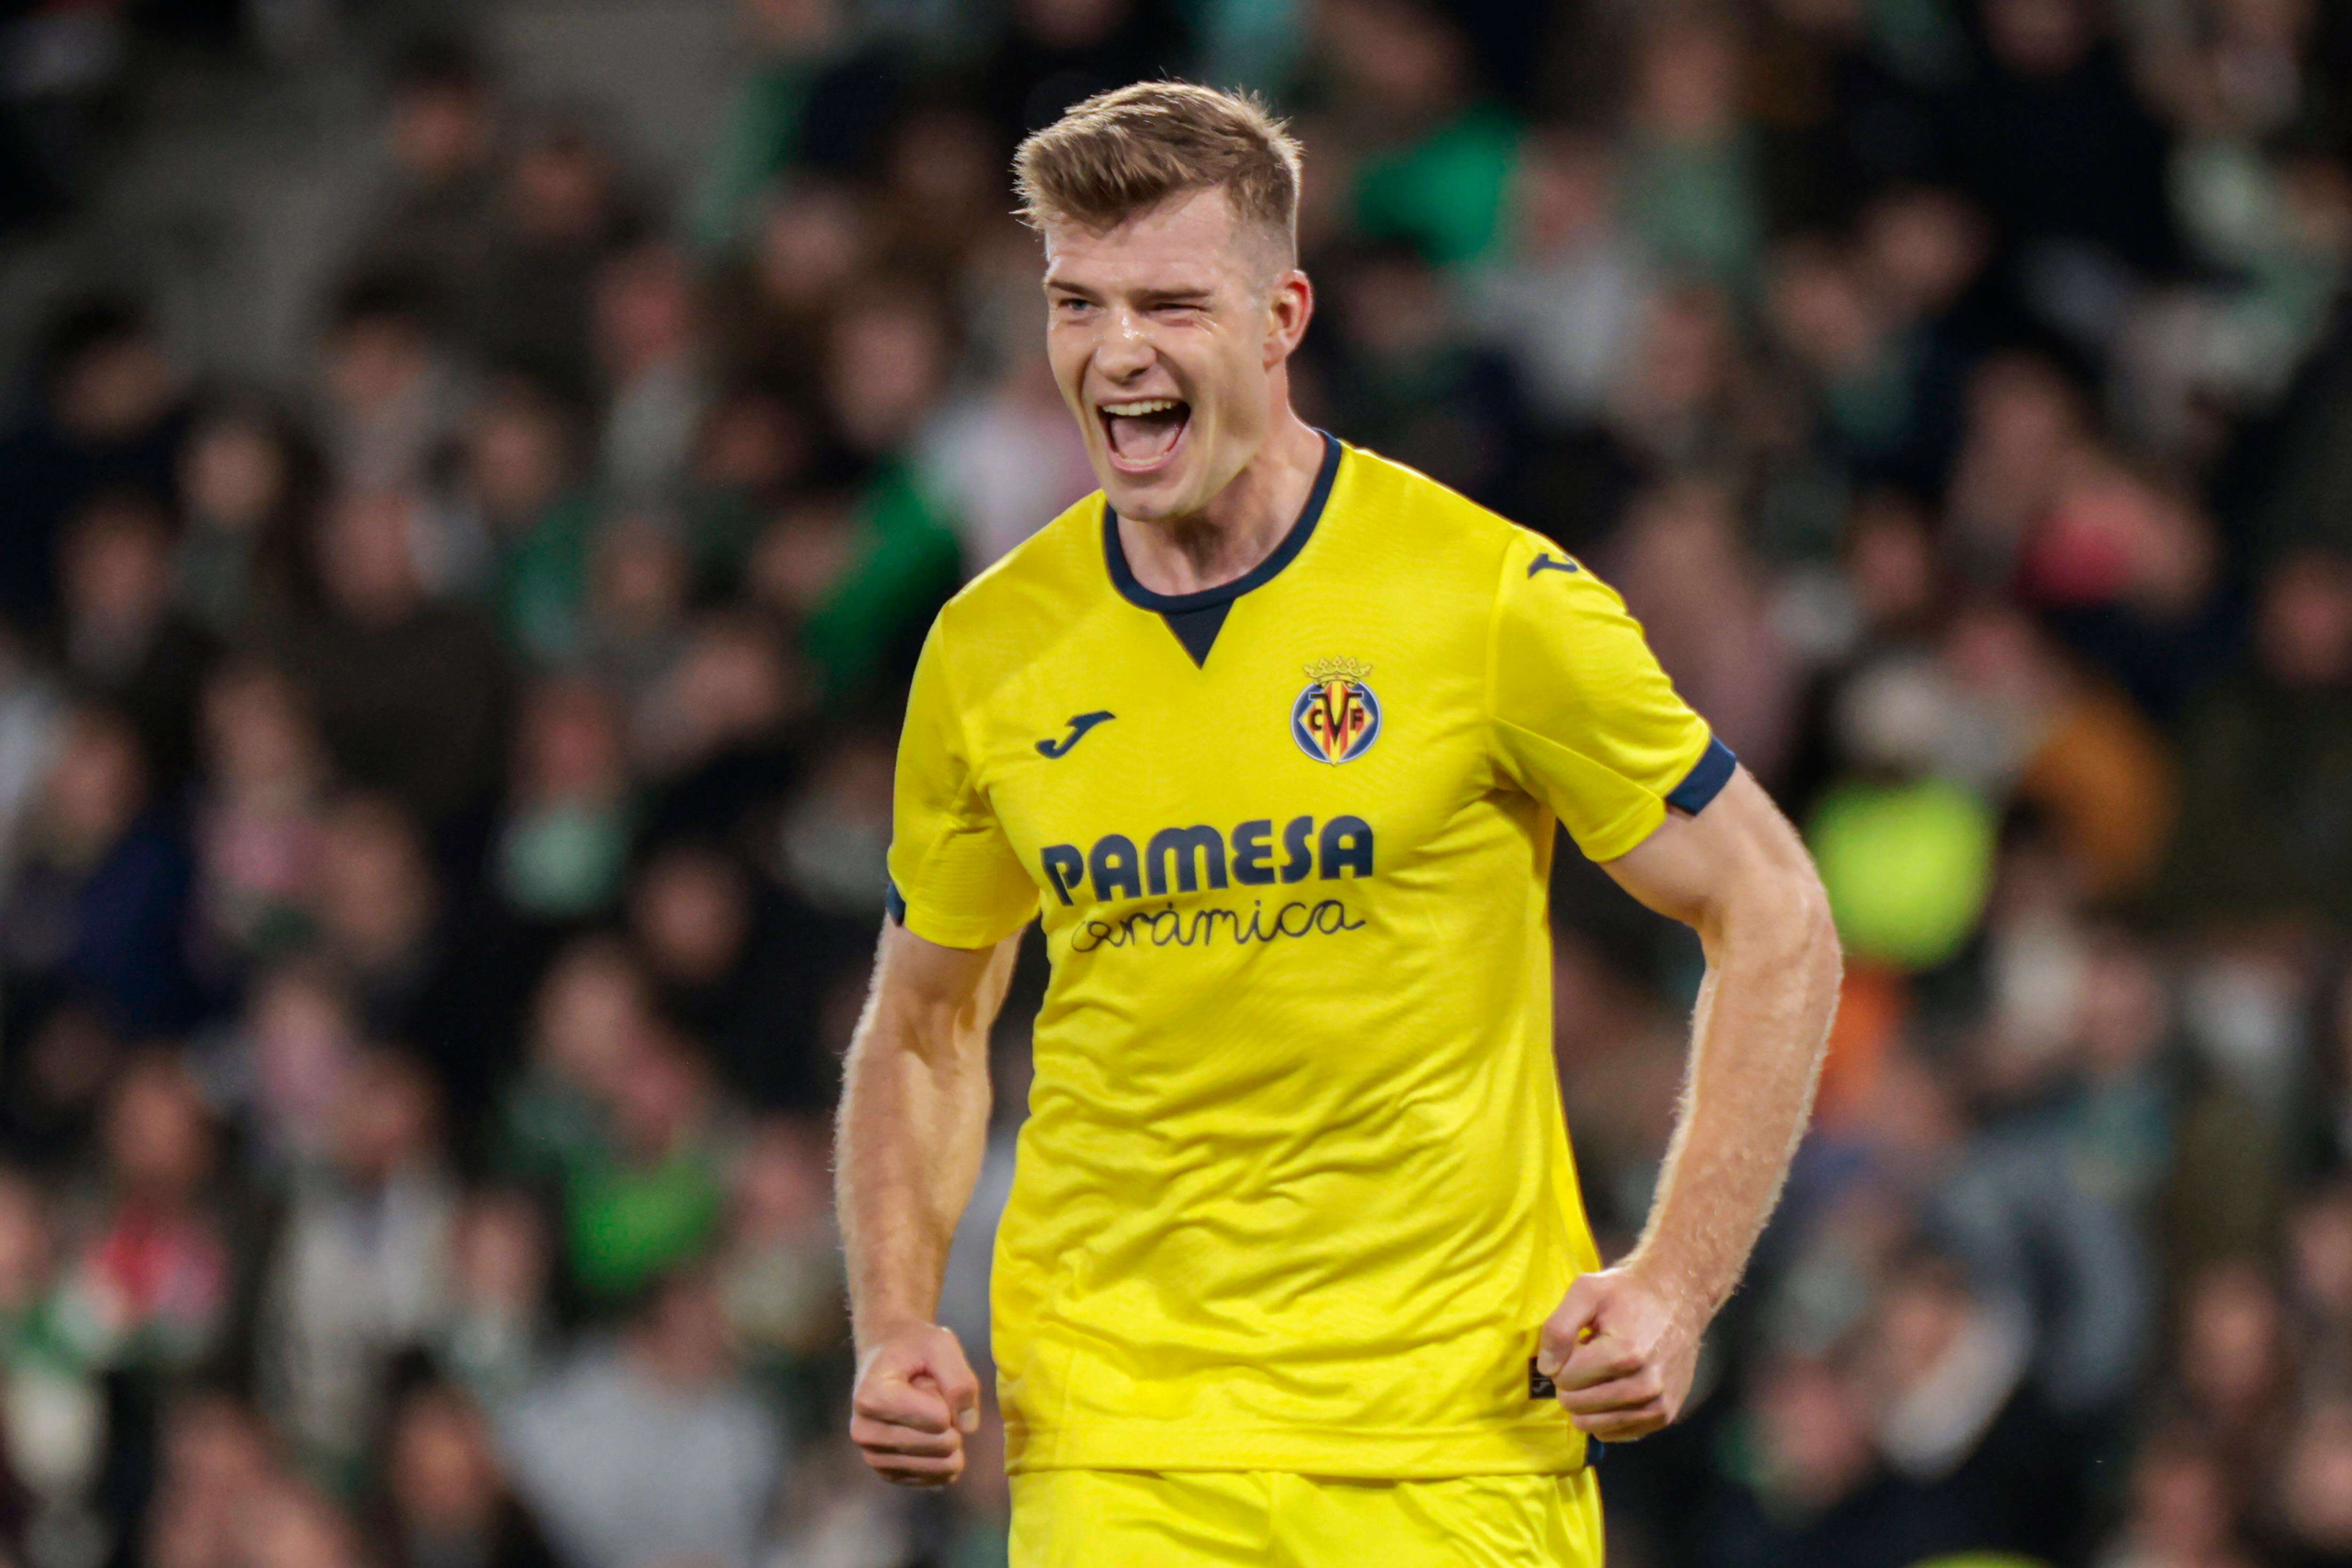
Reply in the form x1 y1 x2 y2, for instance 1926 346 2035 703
1487 534 1732 862
886 618 1040 947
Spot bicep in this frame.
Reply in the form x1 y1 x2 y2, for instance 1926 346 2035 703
862 919 1023 1063
1596 767 1821 934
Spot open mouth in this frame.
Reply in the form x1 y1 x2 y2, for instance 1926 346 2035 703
1098 397 1191 475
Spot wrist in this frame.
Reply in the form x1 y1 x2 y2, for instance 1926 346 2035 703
853 1307 939 1355
1619 1247 1715 1323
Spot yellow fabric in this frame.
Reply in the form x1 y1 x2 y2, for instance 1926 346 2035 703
1008 1466 1605 1567
889 440 1716 1477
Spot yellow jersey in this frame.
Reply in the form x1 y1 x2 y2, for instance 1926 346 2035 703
887 434 1730 1479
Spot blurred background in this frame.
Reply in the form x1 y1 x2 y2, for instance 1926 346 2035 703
1 0 2350 1564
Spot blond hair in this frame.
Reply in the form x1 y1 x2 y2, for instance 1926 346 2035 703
1013 82 1303 258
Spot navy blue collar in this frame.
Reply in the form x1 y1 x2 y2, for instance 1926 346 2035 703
1102 430 1343 613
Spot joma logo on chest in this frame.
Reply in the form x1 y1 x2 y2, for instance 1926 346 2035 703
1041 816 1374 906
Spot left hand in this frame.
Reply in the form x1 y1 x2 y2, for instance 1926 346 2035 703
1536 1264 1704 1441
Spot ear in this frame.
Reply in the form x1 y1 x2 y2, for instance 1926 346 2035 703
1264 268 1314 368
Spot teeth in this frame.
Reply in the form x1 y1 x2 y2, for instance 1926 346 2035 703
1101 399 1181 416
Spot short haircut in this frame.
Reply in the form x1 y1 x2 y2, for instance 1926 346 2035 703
1013 82 1303 259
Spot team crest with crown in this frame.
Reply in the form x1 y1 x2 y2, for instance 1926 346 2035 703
1291 657 1381 765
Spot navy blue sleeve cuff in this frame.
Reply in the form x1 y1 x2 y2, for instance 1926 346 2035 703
1666 736 1737 815
883 879 907 925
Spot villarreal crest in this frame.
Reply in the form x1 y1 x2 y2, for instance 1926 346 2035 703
1291 657 1381 764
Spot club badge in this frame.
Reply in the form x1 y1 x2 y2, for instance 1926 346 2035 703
1291 657 1381 765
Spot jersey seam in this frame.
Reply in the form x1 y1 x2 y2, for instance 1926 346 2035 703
1491 713 1712 860
1480 533 1516 797
914 613 1008 928
896 881 1023 940
935 612 1001 830
1491 713 1679 808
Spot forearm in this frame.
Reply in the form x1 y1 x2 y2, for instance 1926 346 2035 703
835 934 1017 1349
1626 879 1840 1318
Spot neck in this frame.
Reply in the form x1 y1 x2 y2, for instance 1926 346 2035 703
1116 410 1324 598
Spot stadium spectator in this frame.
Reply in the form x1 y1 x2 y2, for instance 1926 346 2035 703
2270 1398 2352 1568
55 489 219 794
174 401 325 640
592 244 707 506
375 1381 559 1568
0 706 195 1039
493 676 633 923
315 280 472 496
479 119 644 404
689 0 906 252
458 379 597 665
436 1192 555 1406
210 958 363 1179
187 661 331 981
915 341 1095 571
0 299 187 637
1464 129 1647 431
714 1114 842 1387
625 841 830 1109
494 936 651 1202
347 39 503 335
258 1049 455 1480
554 1031 731 1305
499 1264 785 1568
49 1049 237 1546
274 491 511 833
144 1393 293 1568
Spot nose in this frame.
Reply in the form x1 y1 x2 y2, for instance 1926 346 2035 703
1093 307 1155 382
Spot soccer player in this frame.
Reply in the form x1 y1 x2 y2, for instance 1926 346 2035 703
835 82 1842 1564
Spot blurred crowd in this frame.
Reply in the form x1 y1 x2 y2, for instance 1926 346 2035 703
4 0 2352 1565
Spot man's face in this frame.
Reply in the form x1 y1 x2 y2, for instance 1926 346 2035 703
1043 187 1306 524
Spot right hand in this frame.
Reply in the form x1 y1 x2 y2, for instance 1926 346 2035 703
849 1322 983 1486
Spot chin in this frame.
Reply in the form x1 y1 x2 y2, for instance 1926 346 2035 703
1097 461 1202 523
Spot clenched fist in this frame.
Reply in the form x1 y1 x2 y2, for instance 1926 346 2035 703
1537 1265 1704 1442
850 1322 983 1486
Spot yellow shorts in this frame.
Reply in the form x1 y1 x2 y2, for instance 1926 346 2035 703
1008 1466 1603 1567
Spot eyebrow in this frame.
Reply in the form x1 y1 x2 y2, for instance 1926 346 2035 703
1041 279 1216 306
